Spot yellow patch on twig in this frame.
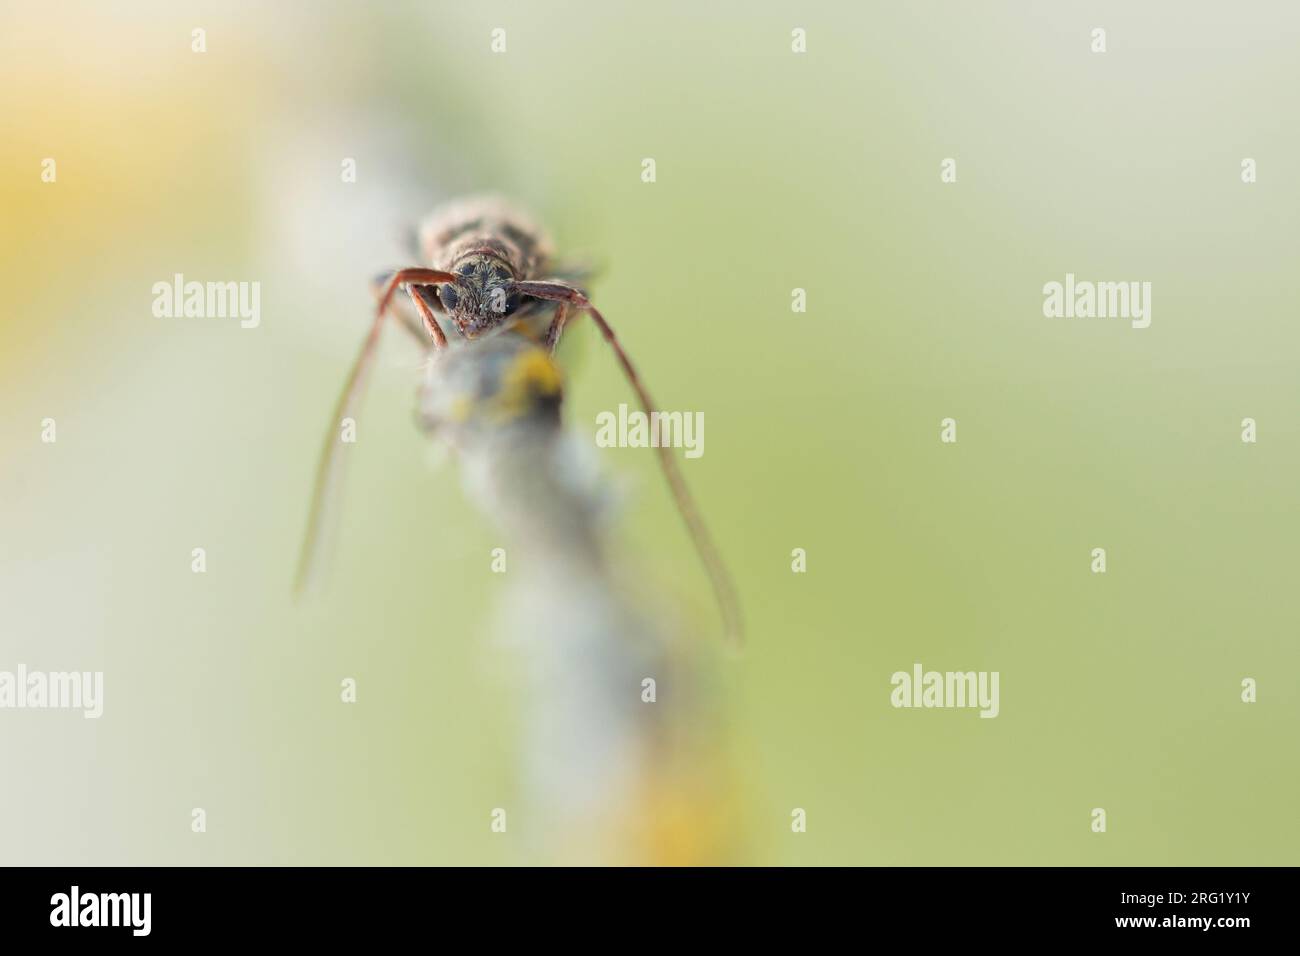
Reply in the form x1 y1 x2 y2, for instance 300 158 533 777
492 348 563 421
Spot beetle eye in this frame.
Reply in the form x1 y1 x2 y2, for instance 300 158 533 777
457 263 476 277
439 286 459 310
491 267 509 282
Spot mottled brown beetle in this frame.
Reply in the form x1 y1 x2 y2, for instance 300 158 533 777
298 196 741 643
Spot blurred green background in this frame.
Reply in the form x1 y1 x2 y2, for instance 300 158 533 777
1 0 1297 865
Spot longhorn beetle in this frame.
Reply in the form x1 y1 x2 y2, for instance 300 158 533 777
298 196 741 644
